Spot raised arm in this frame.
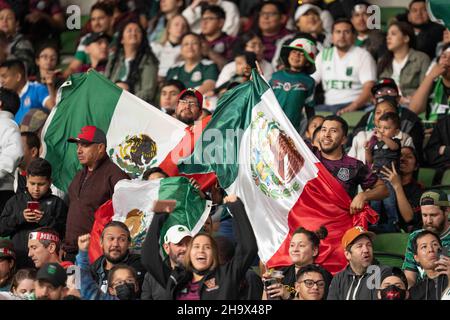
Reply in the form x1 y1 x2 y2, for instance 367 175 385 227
141 213 172 288
222 195 258 282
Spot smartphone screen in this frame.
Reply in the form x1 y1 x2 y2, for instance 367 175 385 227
27 201 40 211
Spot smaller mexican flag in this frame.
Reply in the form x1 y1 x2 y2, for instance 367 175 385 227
41 70 187 192
89 176 211 262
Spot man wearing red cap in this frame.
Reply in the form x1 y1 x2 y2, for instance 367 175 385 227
63 125 130 262
174 88 204 126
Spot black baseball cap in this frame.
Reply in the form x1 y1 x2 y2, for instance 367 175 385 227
83 32 112 46
371 78 399 97
380 267 408 289
36 263 67 288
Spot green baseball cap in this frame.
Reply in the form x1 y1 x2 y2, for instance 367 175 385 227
420 190 450 207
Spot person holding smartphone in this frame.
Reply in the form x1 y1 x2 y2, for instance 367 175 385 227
409 230 450 300
0 158 67 269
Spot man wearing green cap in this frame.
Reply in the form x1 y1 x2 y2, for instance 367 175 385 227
402 189 450 287
269 37 317 132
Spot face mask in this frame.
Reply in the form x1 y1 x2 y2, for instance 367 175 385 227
380 285 407 300
21 292 36 300
115 283 137 300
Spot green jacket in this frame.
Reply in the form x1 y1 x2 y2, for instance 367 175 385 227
105 50 159 103
380 49 430 97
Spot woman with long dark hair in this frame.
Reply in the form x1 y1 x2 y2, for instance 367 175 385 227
378 21 430 105
379 146 424 232
262 226 331 300
105 20 159 103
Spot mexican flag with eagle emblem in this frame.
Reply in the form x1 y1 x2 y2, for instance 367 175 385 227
178 70 378 274
41 70 187 193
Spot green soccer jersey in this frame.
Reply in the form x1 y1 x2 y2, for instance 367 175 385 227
402 226 450 279
166 59 219 89
269 70 315 130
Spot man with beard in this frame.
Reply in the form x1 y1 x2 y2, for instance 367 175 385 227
141 224 192 300
328 226 387 300
312 19 376 115
315 115 388 215
90 221 145 294
34 262 68 300
174 88 203 126
403 190 450 288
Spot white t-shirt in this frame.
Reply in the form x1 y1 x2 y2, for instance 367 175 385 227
216 59 274 88
312 46 377 105
392 55 409 93
150 41 182 77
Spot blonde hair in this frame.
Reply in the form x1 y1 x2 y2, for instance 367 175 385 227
160 14 190 45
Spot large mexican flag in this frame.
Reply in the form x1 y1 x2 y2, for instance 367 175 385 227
178 71 378 274
41 70 187 192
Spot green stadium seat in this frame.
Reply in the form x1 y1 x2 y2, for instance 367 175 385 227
59 15 90 56
373 232 410 256
418 168 436 188
373 253 405 268
442 169 450 185
315 111 332 118
380 7 406 32
373 233 409 268
340 111 365 129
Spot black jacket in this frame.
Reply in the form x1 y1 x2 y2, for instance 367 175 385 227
141 198 258 300
141 271 171 300
424 115 450 171
0 190 67 268
90 253 146 293
327 264 388 300
352 107 424 164
410 275 448 300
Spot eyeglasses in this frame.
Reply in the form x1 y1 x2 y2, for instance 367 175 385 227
260 12 280 18
299 279 326 288
178 99 198 107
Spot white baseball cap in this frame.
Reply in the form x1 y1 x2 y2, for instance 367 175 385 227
294 4 322 21
164 225 192 244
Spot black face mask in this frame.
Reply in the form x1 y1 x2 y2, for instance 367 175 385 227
380 285 407 300
115 283 137 300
